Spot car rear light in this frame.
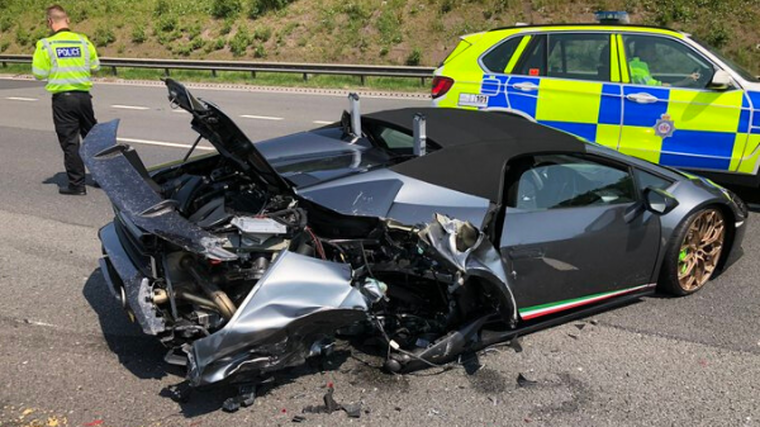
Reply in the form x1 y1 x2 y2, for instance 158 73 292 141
431 76 454 99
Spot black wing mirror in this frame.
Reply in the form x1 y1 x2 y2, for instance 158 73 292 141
644 187 679 215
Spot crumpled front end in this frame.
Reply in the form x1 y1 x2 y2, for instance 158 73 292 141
187 250 370 387
85 119 519 389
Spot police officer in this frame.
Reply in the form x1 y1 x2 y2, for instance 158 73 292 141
32 4 100 195
629 39 700 88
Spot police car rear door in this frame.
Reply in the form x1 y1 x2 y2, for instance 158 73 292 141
505 31 623 149
616 34 748 172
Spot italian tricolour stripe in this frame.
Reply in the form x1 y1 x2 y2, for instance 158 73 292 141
518 283 657 321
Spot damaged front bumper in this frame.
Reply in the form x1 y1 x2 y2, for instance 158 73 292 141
187 250 370 387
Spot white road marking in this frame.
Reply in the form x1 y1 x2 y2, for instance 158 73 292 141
313 120 333 125
111 104 151 110
117 137 215 151
9 317 61 329
28 320 59 328
172 109 189 113
5 96 38 102
240 114 284 121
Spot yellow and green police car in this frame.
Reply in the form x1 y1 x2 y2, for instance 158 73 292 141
432 14 760 185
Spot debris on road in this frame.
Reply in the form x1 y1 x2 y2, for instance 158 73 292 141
342 403 362 418
301 385 362 419
221 385 256 413
509 338 523 353
461 352 482 375
517 373 537 387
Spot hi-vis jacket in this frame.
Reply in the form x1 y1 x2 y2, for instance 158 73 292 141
32 29 100 94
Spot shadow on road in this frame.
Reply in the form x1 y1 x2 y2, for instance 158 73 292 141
82 268 170 380
43 172 100 189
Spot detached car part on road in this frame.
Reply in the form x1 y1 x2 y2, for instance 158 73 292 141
87 80 747 389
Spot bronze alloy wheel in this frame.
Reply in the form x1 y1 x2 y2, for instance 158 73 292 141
677 209 725 292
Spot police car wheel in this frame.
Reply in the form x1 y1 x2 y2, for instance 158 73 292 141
658 207 726 296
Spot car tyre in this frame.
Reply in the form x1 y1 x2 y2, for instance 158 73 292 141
659 207 726 296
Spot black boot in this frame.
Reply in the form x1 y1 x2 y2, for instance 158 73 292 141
59 186 86 196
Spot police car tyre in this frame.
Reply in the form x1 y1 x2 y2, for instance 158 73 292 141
658 206 726 296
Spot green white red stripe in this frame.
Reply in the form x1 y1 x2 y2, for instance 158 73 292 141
518 283 657 320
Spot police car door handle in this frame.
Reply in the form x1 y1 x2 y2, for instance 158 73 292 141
513 82 539 92
626 92 659 104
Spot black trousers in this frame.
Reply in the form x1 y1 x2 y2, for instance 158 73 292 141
52 91 97 189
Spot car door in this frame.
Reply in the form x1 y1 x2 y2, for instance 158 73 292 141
498 153 661 320
499 32 623 149
616 33 748 171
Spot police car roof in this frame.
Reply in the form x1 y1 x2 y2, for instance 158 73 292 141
486 23 682 35
364 108 587 202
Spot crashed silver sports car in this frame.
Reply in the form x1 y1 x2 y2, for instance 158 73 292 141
87 80 747 389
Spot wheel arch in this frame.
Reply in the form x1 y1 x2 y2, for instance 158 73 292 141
710 202 737 272
654 200 736 290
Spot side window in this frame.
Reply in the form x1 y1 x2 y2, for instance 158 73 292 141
481 36 524 73
511 154 636 210
622 35 715 88
546 33 611 81
514 35 546 77
634 169 673 191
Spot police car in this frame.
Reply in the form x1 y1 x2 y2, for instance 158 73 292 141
432 12 760 186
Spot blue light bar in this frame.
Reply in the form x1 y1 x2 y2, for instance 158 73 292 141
594 11 630 24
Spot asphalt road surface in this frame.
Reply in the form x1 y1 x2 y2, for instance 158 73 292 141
1 77 759 427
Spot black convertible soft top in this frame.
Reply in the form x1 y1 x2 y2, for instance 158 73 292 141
364 108 587 202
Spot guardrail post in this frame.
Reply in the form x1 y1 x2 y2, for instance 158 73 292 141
1 62 6 68
251 71 256 79
212 69 217 78
360 75 365 86
303 73 308 82
164 68 170 76
111 66 117 76
420 77 426 86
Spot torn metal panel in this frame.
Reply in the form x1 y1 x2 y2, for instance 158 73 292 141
81 120 236 261
420 214 518 324
188 250 369 386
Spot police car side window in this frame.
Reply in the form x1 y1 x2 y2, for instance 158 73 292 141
623 35 714 88
514 35 547 77
481 36 524 73
546 34 611 82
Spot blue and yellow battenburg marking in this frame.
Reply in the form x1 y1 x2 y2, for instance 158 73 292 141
473 73 760 173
